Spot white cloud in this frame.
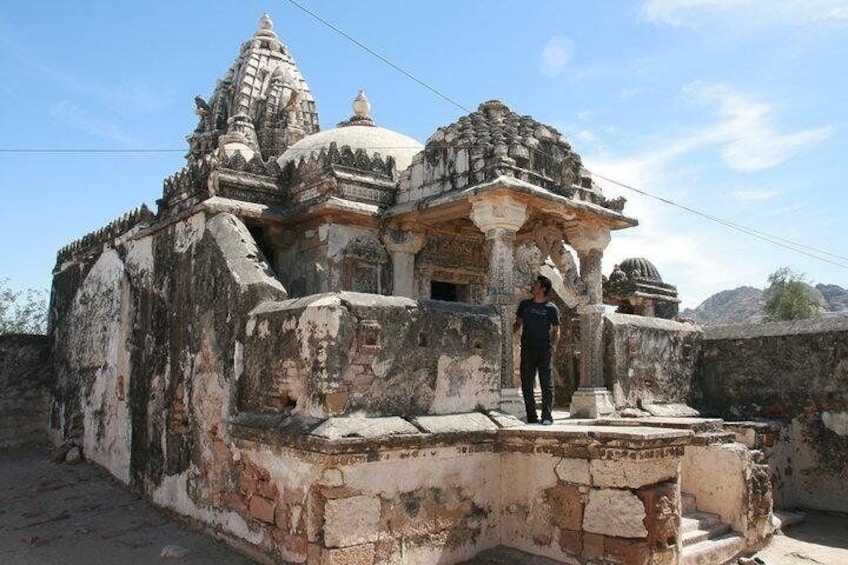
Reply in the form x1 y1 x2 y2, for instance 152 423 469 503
685 82 832 172
50 100 134 144
539 35 573 77
578 82 833 307
643 0 848 28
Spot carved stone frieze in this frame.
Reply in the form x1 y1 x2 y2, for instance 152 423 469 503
419 233 487 271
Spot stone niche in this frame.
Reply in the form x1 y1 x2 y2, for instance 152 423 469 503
239 293 502 418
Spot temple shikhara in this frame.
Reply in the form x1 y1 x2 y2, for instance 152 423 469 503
47 14 785 565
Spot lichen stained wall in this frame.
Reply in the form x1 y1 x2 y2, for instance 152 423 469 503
699 317 848 512
241 294 501 418
274 221 390 297
604 314 702 410
50 210 287 542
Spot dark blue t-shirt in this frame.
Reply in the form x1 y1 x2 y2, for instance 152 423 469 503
517 299 560 348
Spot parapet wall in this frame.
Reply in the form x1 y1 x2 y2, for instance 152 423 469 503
699 317 848 511
0 334 52 447
241 294 501 418
604 314 702 410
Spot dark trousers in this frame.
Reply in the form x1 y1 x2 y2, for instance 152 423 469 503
519 346 554 422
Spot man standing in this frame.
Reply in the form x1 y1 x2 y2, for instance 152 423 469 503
513 275 560 425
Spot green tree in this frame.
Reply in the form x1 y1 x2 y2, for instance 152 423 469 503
763 267 821 322
0 278 48 334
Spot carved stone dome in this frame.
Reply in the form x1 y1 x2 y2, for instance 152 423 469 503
618 257 663 281
278 91 423 172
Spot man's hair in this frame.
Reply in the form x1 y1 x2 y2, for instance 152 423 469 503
537 275 552 296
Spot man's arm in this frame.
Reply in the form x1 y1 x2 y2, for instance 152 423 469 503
513 315 523 334
550 325 560 350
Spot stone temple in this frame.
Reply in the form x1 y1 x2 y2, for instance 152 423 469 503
46 14 803 565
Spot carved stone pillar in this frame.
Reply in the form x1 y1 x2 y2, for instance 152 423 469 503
382 229 426 298
470 195 527 411
567 226 615 418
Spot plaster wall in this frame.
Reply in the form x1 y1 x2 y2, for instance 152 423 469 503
699 318 848 512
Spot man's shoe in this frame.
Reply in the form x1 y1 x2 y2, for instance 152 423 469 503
541 419 553 426
526 418 539 424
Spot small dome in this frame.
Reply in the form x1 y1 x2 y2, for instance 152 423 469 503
618 258 663 281
279 91 422 172
279 125 422 172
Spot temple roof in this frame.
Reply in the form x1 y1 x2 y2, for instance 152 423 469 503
423 100 590 192
618 257 663 282
278 91 423 172
187 13 320 161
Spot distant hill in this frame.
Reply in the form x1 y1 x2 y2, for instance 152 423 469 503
681 283 848 326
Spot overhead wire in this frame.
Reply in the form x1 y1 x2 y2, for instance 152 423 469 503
283 0 848 271
2 2 843 270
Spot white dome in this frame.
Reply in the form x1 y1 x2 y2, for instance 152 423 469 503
278 125 423 172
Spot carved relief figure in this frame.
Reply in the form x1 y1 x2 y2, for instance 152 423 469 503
533 223 586 301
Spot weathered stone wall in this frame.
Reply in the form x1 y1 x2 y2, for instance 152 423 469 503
681 443 772 544
274 222 390 297
604 314 702 409
498 426 688 565
699 317 848 512
225 414 691 564
50 210 286 486
0 334 52 447
241 294 501 418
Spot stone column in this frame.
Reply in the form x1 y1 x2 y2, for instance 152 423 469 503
567 225 615 418
381 228 426 298
470 195 527 414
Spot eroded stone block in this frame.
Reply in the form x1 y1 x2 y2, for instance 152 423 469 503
583 489 647 538
324 495 381 548
590 456 677 489
555 458 590 485
249 495 276 523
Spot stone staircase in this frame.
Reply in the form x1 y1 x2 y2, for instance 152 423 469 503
681 492 745 565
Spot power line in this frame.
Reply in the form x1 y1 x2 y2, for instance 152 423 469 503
285 0 848 271
4 4 844 271
283 0 472 115
592 173 848 268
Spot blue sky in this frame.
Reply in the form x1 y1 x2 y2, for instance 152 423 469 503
2 0 846 308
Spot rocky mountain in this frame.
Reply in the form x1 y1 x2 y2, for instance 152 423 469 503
681 283 848 325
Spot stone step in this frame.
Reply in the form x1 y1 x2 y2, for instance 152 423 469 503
682 492 697 514
682 532 745 565
682 520 731 546
681 511 723 535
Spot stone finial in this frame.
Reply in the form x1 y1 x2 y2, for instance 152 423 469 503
338 90 375 127
353 90 371 118
256 13 278 39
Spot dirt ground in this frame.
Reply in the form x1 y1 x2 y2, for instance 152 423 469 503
747 510 848 565
0 444 252 564
1 444 846 564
